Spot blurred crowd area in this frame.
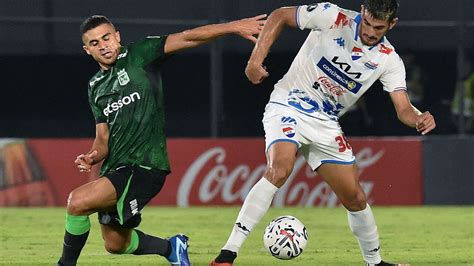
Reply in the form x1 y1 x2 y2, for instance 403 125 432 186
0 0 472 137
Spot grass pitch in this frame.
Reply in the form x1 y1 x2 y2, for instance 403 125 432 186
0 206 472 265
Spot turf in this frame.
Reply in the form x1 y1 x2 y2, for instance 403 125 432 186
0 206 472 265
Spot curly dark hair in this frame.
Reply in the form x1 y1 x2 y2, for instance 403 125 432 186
363 0 399 21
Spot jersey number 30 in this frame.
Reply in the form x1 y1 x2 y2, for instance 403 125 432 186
335 135 352 152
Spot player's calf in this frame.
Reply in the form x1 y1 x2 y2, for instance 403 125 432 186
57 214 91 266
104 241 128 254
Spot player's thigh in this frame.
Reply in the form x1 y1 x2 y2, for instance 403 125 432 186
317 163 366 210
100 223 133 253
68 177 117 214
265 141 299 187
267 141 298 168
263 104 301 184
263 103 302 154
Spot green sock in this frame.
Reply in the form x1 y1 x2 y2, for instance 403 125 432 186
59 214 90 265
132 230 171 256
65 214 90 235
123 230 139 254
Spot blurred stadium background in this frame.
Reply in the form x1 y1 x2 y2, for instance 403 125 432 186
1 0 473 138
0 0 473 264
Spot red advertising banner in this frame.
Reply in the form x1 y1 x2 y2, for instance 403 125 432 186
0 138 422 207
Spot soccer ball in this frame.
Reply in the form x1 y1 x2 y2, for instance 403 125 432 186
263 215 308 260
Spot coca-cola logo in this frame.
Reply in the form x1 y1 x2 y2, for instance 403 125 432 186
177 146 385 207
318 76 345 96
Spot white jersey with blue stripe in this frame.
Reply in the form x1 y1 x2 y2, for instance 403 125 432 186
269 2 407 121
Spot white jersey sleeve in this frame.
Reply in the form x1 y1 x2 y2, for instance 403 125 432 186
297 3 339 31
380 52 407 92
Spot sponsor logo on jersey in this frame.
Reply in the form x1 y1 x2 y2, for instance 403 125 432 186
323 3 332 10
334 37 345 48
318 77 345 96
364 61 379 70
117 50 128 60
312 80 339 104
351 47 364 60
103 92 141 116
317 57 362 94
379 43 393 55
117 69 130 86
89 75 105 87
331 56 362 79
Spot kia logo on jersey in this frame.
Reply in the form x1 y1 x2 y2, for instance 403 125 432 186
351 47 364 60
317 57 362 94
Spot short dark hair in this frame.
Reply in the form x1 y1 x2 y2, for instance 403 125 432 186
363 0 399 21
80 15 115 35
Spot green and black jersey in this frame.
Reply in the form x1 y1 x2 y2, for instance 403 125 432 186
87 36 170 176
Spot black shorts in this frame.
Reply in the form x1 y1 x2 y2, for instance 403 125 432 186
98 165 168 228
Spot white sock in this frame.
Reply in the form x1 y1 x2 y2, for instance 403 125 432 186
222 178 278 253
347 203 382 264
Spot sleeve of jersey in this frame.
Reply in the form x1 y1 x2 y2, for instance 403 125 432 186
379 53 407 93
88 89 107 124
297 3 339 31
129 35 168 67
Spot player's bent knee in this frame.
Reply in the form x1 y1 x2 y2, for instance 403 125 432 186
341 191 367 211
264 167 292 187
66 191 90 216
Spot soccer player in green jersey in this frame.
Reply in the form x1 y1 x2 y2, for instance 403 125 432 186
57 14 265 266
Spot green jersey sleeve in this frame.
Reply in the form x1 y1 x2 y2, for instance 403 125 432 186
128 35 168 67
88 86 107 124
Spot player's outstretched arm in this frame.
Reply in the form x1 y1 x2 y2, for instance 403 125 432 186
246 7 298 85
163 14 266 54
74 123 109 172
389 90 436 135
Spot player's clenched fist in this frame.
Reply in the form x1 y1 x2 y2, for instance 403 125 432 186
416 111 436 135
246 61 269 84
74 150 98 172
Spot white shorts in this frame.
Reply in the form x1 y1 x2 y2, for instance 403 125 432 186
262 102 355 170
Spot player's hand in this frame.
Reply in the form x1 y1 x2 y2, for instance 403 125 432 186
245 61 269 84
230 14 266 43
74 150 98 173
416 111 436 135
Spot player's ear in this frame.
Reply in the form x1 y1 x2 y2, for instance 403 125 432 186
389 17 398 30
360 5 364 15
83 45 91 55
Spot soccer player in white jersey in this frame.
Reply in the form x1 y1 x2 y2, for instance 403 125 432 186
210 1 435 266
